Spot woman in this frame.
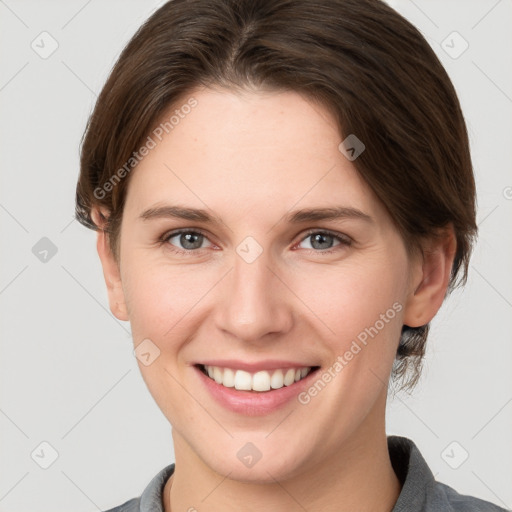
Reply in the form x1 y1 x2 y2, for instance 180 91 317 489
75 0 507 510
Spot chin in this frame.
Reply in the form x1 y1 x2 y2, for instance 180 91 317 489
197 439 311 484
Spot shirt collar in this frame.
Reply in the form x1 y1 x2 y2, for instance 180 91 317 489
388 435 436 511
139 462 175 512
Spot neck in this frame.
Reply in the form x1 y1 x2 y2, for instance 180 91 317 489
163 396 400 512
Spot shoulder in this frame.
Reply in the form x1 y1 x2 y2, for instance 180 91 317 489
102 497 140 512
388 436 509 512
100 462 175 512
431 481 510 512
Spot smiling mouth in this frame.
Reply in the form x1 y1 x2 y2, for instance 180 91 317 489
196 364 320 392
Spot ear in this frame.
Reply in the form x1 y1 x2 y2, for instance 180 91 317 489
91 207 129 322
402 225 457 328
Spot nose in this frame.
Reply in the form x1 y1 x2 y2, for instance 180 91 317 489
213 248 294 344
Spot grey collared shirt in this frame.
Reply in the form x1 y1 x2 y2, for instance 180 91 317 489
103 436 509 511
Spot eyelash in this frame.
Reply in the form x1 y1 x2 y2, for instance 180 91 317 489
157 228 352 256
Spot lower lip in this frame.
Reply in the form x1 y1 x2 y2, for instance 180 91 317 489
194 365 319 416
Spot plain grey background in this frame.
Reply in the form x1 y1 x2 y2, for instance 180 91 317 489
0 0 511 511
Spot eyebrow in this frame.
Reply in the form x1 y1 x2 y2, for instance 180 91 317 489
138 205 373 225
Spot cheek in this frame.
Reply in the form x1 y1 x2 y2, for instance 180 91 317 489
288 252 408 421
120 252 219 345
121 260 214 417
292 256 407 347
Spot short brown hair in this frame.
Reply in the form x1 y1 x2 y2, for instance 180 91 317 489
75 0 477 389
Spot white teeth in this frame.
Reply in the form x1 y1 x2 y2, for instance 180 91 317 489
234 370 252 390
252 371 271 392
213 366 223 384
283 368 295 386
270 369 284 389
202 365 313 392
222 368 235 387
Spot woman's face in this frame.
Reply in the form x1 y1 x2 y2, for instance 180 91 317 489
103 87 424 481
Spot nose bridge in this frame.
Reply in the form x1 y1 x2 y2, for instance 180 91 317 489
215 240 293 342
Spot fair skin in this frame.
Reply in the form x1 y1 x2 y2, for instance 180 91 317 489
93 87 456 512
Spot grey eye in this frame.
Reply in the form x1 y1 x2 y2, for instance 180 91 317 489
167 231 208 250
300 232 341 250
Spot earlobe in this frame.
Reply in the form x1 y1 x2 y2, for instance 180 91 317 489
402 226 457 328
92 207 130 322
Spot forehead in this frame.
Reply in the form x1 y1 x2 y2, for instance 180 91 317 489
124 87 381 220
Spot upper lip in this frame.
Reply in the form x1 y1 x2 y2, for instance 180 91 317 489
194 359 319 372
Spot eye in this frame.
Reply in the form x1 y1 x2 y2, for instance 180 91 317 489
158 228 352 256
160 229 214 253
295 229 352 253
